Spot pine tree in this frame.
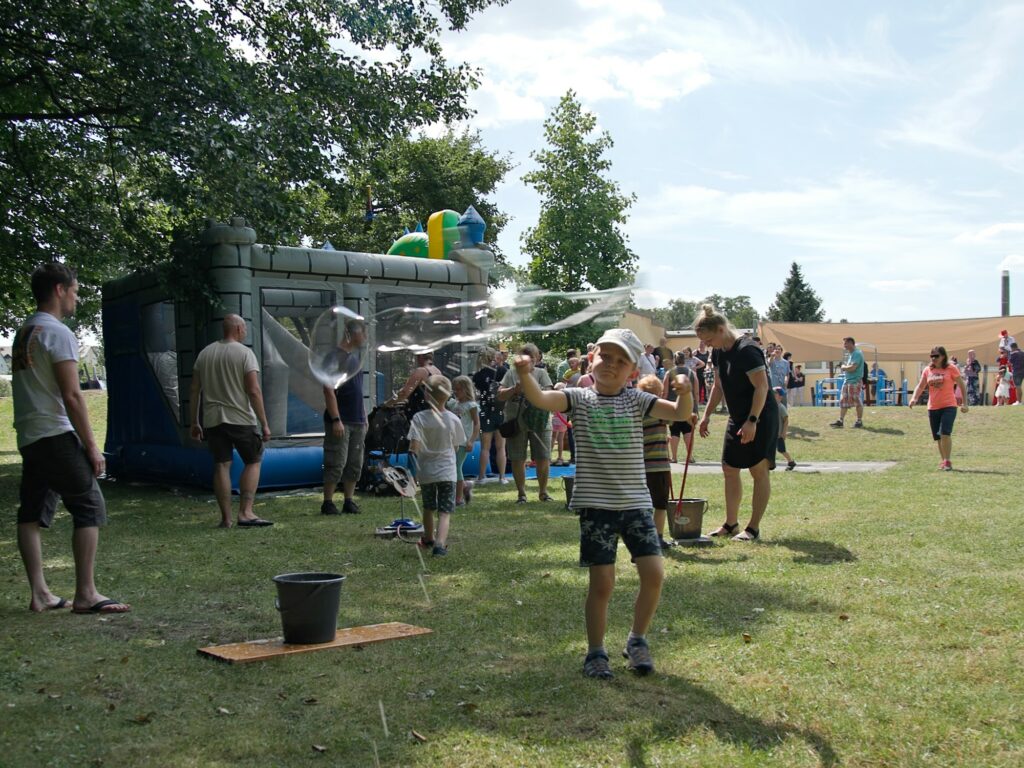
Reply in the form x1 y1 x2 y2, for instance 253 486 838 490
766 263 825 322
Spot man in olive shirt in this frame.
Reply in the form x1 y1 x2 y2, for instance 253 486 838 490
190 315 273 527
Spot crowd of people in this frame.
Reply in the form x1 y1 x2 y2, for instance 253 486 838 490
11 262 1012 680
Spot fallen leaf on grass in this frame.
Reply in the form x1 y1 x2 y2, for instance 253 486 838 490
455 701 478 712
839 613 850 621
312 744 326 753
742 633 752 643
410 730 428 743
216 706 232 715
303 697 319 705
129 712 155 725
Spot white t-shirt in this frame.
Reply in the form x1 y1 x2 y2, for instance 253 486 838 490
408 408 464 484
12 312 78 448
564 386 657 511
447 398 479 443
194 340 260 428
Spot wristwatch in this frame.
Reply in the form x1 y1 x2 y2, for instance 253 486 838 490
328 416 342 423
747 414 759 424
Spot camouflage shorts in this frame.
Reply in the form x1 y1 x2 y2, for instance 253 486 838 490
578 508 661 567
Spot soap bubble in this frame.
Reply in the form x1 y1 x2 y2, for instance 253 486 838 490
372 285 632 354
308 305 366 389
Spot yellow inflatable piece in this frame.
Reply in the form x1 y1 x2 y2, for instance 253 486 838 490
427 209 461 259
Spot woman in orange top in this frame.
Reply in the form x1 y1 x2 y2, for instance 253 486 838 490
909 346 969 471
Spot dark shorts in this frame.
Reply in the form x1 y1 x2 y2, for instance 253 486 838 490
323 422 366 485
669 420 693 437
1014 373 1024 390
645 471 672 509
928 407 957 440
421 481 455 514
480 406 504 433
578 507 661 567
18 432 106 529
777 437 787 453
206 423 264 464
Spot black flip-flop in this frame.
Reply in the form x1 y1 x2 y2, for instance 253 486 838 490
72 598 131 615
237 518 274 527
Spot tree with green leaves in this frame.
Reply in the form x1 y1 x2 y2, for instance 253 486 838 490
520 91 636 346
766 262 825 322
324 129 512 264
0 0 504 332
702 294 760 330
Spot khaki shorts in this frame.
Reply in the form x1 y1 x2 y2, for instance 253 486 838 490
506 428 552 462
323 422 366 485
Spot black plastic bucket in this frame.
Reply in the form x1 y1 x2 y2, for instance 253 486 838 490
273 572 345 644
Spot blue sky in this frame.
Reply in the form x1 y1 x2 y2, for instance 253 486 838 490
437 0 1024 322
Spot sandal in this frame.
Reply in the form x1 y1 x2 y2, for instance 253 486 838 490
516 494 528 505
709 522 739 537
732 526 759 542
539 492 554 502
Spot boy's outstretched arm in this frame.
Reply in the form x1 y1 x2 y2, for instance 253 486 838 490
650 373 693 421
514 355 568 412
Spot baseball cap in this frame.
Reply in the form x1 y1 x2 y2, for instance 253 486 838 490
595 328 644 365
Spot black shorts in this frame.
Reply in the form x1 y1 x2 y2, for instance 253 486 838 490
205 423 265 464
669 420 693 437
578 508 661 567
18 431 106 529
928 407 957 440
645 471 672 509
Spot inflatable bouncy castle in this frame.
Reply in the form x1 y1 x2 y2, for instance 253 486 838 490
102 213 492 490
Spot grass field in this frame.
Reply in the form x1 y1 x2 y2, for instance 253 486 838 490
1 393 1021 767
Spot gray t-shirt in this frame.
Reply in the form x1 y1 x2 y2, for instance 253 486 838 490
194 340 260 428
564 386 657 511
12 312 78 449
408 408 464 484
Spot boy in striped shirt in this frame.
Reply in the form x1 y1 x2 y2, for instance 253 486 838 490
514 329 692 679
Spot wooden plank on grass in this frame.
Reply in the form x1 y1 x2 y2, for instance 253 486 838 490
197 622 432 664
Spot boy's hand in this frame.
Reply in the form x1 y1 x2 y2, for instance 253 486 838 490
513 354 532 373
671 374 691 395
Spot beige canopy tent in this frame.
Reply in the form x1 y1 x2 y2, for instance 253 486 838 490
757 316 1024 365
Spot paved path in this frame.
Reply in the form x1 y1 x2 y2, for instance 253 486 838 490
669 460 897 475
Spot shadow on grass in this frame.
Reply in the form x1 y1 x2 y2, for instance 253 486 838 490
644 676 839 766
767 538 857 565
787 426 820 439
950 468 1011 475
859 426 904 436
665 548 751 566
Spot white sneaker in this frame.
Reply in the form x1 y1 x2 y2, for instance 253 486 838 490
499 477 510 485
477 476 493 485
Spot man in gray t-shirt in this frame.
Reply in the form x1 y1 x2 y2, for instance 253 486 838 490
189 315 272 528
14 263 130 615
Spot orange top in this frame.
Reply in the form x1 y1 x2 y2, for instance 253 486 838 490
918 364 959 410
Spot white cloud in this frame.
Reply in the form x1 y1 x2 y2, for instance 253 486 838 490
881 4 1024 170
955 223 1024 243
869 279 935 292
997 254 1024 272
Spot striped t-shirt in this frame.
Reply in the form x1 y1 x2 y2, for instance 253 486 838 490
564 386 657 511
642 416 671 473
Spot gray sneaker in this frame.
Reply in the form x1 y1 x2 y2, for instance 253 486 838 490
583 650 613 680
622 637 654 675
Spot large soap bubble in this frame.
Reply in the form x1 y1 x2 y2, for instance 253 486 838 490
373 285 632 354
308 305 366 389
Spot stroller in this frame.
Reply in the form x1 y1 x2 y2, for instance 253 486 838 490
357 405 411 496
